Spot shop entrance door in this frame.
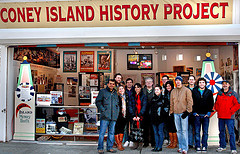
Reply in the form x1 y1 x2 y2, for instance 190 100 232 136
0 45 7 142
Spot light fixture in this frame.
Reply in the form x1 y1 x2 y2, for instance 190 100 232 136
134 48 138 54
196 55 201 61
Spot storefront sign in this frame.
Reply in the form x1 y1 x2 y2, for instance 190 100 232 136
0 0 232 28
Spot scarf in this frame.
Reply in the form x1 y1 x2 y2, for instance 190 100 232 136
135 94 141 128
121 95 126 118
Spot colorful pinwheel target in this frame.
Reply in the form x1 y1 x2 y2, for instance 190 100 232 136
204 72 223 95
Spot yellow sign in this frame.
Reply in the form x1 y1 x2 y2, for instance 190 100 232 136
0 0 233 29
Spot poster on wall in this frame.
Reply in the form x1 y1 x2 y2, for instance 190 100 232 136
36 94 51 106
50 91 63 105
233 46 239 71
63 51 77 72
14 47 60 68
173 65 185 72
80 51 94 72
68 86 76 97
73 123 84 135
97 51 111 73
159 72 178 86
67 77 78 85
79 86 90 99
36 118 46 134
141 73 155 86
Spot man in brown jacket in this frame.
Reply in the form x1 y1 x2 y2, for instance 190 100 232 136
170 76 193 154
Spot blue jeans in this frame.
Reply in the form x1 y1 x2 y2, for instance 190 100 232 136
194 116 210 148
152 123 164 148
97 120 116 150
218 119 236 150
123 122 130 142
174 113 189 151
188 122 194 146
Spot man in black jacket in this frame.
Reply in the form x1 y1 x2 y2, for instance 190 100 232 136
192 78 214 153
96 79 119 154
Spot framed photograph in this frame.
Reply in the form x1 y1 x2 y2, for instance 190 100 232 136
173 65 185 73
141 73 155 86
97 51 111 73
186 67 193 74
80 51 94 72
158 72 178 86
196 68 202 76
178 72 190 85
233 46 239 71
63 51 77 72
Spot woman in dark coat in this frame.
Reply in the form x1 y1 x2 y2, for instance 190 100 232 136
164 80 177 149
128 83 147 149
149 84 167 152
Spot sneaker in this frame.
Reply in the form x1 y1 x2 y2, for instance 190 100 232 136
216 147 227 152
196 147 201 153
177 148 182 153
182 150 188 154
123 141 129 147
202 147 207 153
163 139 169 145
231 150 237 154
129 141 134 147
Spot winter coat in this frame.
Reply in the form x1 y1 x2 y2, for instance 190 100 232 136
128 92 147 119
150 94 168 125
170 86 193 114
215 87 240 119
192 87 214 114
96 86 119 121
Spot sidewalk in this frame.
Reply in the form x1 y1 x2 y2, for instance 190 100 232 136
0 140 239 154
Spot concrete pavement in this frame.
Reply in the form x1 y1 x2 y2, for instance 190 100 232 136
0 140 239 154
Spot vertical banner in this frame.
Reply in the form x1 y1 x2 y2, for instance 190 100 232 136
14 85 35 140
63 51 77 72
97 51 112 73
80 51 94 72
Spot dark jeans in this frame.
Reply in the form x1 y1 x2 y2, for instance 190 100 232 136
218 119 236 150
152 123 164 148
115 116 127 134
143 116 155 145
194 116 209 148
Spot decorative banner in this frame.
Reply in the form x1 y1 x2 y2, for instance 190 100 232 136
97 51 111 73
80 51 94 72
0 0 233 29
63 51 77 72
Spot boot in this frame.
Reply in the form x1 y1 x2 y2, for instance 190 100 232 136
114 135 119 149
172 133 178 148
118 134 125 151
167 133 173 148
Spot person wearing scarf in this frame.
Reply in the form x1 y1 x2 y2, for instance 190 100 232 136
128 83 147 150
114 85 128 151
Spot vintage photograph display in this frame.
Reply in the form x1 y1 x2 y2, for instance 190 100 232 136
97 51 112 73
63 51 77 72
80 51 94 72
14 47 60 68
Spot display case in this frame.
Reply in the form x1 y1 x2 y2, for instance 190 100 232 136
78 72 104 106
35 106 100 141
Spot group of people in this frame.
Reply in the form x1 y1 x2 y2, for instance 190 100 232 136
96 73 240 154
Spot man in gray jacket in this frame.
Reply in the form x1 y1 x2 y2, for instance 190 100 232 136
96 79 119 154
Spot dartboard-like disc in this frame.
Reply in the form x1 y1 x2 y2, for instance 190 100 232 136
204 72 223 94
16 83 34 102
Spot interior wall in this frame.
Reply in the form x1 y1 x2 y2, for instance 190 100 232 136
158 47 223 78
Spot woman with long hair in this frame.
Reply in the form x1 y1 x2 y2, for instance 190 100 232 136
164 80 178 149
149 84 167 152
128 83 147 149
114 84 128 151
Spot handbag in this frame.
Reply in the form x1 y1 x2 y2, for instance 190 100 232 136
129 121 144 143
